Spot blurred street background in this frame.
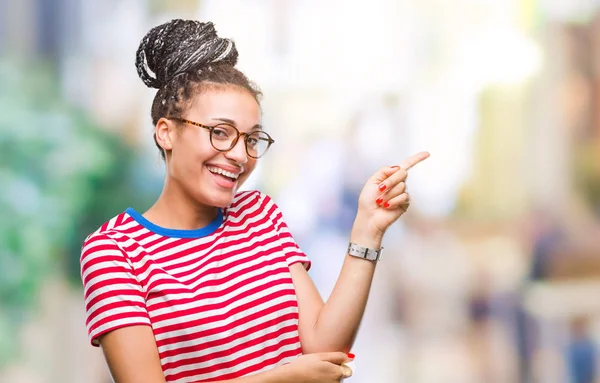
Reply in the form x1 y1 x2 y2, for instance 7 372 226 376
1 0 600 382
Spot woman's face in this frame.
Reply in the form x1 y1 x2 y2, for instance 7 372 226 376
158 87 262 208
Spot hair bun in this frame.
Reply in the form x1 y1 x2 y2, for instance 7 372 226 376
135 19 238 89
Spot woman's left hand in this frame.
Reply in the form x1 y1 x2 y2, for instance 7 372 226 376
351 151 430 244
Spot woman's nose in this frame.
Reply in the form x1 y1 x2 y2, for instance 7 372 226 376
224 137 248 164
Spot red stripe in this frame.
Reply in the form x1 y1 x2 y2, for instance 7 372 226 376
89 310 149 334
130 228 281 280
207 347 302 382
145 259 289 309
136 211 272 265
84 283 144 310
151 290 297 340
114 213 125 227
146 240 286 291
82 263 132 285
162 323 298 371
143 233 171 249
155 303 297 349
151 283 296 328
225 190 257 213
223 195 271 222
165 336 301 382
148 280 296 329
81 239 120 256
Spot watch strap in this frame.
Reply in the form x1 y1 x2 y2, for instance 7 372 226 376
347 242 383 262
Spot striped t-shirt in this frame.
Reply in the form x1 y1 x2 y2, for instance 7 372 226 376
80 190 311 383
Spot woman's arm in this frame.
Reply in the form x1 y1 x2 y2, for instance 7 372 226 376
100 326 351 383
292 152 430 354
100 325 166 383
290 252 376 354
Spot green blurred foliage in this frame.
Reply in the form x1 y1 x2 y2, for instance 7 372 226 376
0 59 157 366
575 142 600 215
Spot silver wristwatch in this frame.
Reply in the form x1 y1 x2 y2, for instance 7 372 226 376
347 242 383 262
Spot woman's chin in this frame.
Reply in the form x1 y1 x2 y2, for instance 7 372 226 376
190 179 242 208
212 199 233 209
204 191 236 209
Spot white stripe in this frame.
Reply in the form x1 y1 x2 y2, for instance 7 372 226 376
145 268 292 311
145 252 289 308
165 330 299 377
87 302 149 332
245 352 300 376
152 282 295 329
85 281 146 318
131 233 281 285
139 205 272 262
160 317 298 364
142 236 285 292
81 252 132 280
174 343 301 382
90 316 151 340
156 304 298 353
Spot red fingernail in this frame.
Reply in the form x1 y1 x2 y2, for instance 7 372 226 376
384 202 390 208
378 184 387 192
376 197 384 205
347 353 355 359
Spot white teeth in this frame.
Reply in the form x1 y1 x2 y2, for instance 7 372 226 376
207 166 239 180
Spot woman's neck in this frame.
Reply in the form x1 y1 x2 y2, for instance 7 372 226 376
143 179 219 231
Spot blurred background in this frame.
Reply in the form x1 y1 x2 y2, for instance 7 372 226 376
1 0 600 382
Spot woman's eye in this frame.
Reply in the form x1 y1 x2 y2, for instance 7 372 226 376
247 137 258 147
212 127 230 138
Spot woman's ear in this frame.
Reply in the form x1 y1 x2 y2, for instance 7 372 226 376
155 117 175 153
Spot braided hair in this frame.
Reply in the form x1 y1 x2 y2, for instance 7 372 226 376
135 19 262 158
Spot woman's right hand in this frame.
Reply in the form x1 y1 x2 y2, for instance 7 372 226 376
283 352 353 383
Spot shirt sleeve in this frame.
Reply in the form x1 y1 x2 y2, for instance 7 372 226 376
80 233 151 347
261 193 311 270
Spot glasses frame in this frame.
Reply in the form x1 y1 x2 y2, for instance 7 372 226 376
170 117 275 159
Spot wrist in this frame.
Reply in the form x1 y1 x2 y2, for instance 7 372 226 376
349 234 383 250
271 362 296 383
350 217 384 250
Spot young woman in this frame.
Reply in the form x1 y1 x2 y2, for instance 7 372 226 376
80 19 429 383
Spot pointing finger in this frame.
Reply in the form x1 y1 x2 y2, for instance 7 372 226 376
398 151 430 170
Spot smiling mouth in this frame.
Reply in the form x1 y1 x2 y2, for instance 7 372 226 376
206 166 240 182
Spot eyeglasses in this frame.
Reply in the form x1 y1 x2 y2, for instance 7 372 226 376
170 117 275 159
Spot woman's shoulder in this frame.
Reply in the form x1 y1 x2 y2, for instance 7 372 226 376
81 210 131 248
227 190 282 218
230 189 273 208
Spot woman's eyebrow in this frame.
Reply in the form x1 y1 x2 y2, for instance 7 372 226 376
212 117 262 130
212 117 236 125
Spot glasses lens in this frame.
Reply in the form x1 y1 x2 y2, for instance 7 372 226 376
210 124 238 151
246 132 272 158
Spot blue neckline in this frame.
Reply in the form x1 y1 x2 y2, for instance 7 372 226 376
125 207 223 238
